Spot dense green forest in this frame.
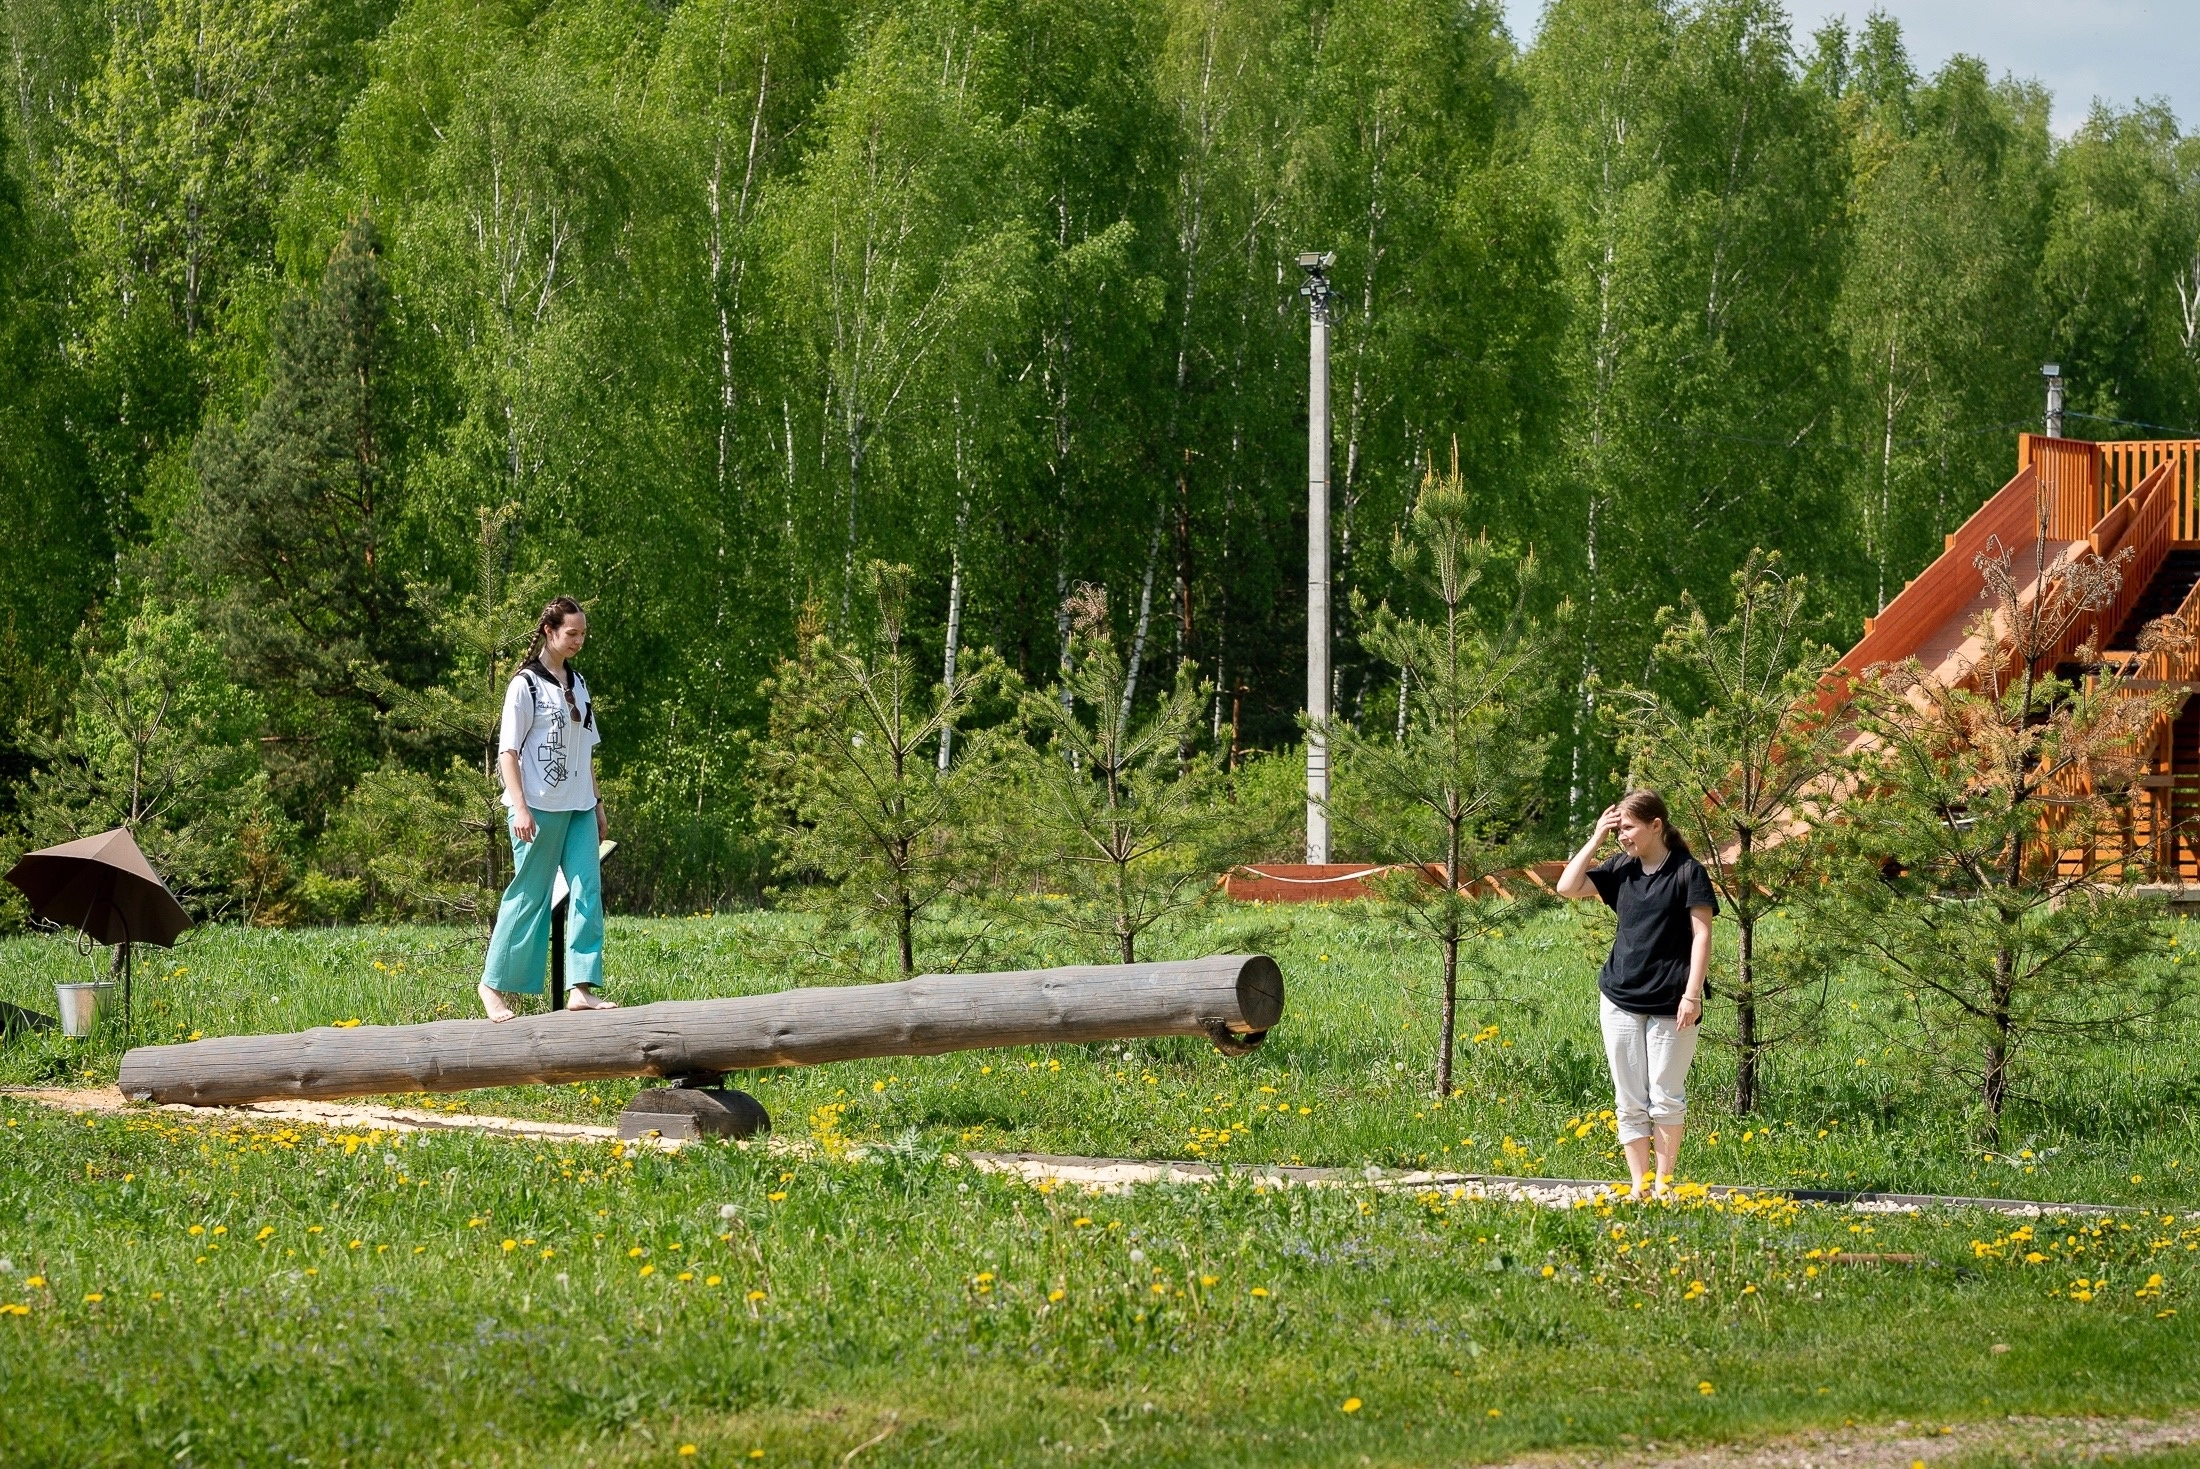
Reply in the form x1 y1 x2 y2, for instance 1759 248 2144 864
2 0 2197 919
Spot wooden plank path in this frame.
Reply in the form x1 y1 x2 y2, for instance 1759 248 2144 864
1482 1411 2200 1469
7 1087 2177 1219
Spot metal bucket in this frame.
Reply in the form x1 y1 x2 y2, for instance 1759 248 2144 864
54 982 115 1039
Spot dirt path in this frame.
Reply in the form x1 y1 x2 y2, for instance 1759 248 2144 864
6 1088 2189 1222
4 1085 628 1143
1488 1411 2200 1468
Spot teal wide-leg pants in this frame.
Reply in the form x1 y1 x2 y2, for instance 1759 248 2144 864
481 806 604 996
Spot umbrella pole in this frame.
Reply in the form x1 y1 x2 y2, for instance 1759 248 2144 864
119 909 133 1039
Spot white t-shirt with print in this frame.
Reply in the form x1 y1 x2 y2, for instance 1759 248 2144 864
499 664 600 813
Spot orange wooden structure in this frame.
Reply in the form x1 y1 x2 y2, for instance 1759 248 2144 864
1838 434 2200 881
1222 862 1569 904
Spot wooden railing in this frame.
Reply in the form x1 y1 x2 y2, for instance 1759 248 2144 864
2101 439 2200 538
2045 562 2200 881
2020 433 2104 538
1840 466 2052 675
2023 433 2200 540
2036 460 2178 670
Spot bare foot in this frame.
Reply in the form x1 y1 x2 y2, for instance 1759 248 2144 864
565 987 618 1012
477 983 519 1023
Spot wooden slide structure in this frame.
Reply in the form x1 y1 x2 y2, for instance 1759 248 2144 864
1839 433 2200 881
116 954 1285 1140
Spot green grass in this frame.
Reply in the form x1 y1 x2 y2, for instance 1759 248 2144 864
1 904 2198 1464
4 903 2197 1205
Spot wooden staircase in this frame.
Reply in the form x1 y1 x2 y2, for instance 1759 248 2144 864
1838 434 2200 882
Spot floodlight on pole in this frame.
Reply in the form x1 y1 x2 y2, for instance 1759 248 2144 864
1298 250 1334 865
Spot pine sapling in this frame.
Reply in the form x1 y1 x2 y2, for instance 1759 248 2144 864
760 561 1004 977
1607 550 1846 1114
1019 584 1216 964
1327 449 1559 1097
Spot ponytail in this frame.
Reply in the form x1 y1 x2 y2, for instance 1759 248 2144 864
1617 788 1690 859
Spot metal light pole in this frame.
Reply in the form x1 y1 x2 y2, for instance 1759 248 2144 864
2042 362 2064 439
1298 250 1334 865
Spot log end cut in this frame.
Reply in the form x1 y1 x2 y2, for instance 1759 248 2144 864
1232 954 1285 1033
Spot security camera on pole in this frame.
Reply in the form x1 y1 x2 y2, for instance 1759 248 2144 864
1298 250 1334 865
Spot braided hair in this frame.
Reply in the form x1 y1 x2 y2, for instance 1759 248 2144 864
520 596 585 672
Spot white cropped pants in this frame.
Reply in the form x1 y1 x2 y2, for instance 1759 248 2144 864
1599 993 1700 1145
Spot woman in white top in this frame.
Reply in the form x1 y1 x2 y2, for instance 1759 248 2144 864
477 596 617 1021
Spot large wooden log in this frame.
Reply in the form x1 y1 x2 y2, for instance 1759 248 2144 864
118 954 1285 1107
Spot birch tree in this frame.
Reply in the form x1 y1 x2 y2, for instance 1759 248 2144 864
769 14 1032 626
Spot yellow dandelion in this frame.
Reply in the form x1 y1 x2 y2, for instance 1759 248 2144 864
1340 1398 1362 1414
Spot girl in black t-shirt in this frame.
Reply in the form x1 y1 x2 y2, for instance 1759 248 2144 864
1555 789 1717 1200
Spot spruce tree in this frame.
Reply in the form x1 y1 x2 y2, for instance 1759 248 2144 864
189 217 434 821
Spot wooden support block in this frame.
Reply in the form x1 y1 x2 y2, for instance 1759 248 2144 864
618 1087 769 1141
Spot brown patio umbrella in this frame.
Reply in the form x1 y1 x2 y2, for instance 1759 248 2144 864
5 827 192 1033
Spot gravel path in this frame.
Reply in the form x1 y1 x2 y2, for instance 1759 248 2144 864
956 1150 2153 1218
7 1087 2179 1221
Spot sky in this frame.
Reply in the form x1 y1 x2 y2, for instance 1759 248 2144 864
1498 0 2198 136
